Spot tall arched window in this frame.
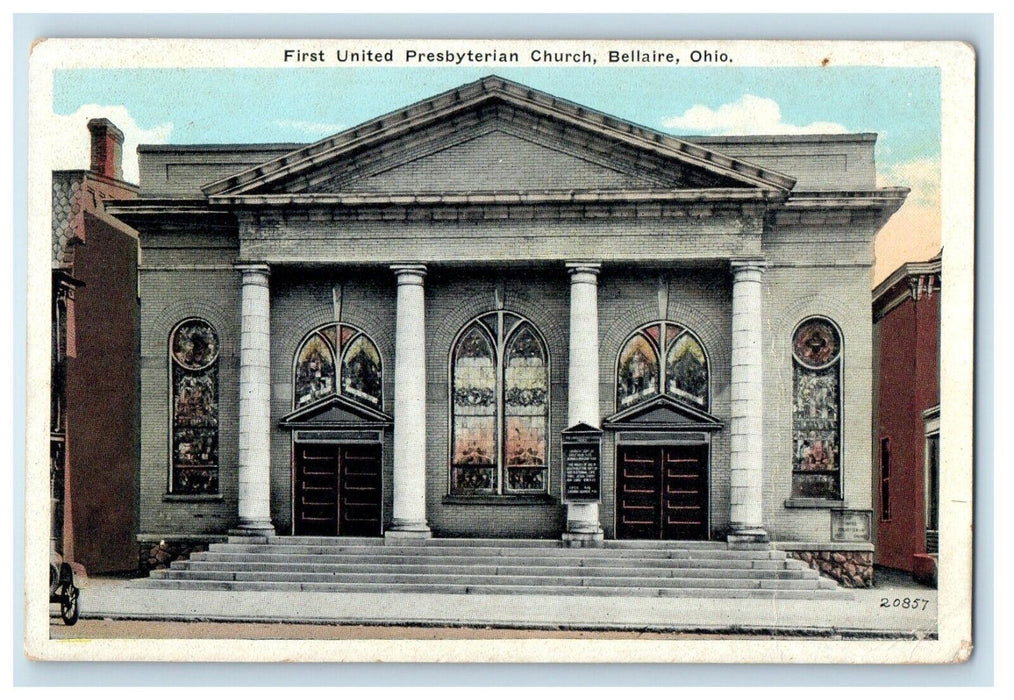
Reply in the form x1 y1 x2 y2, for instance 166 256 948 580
170 318 220 494
450 312 549 496
616 322 709 410
293 323 382 409
791 317 843 499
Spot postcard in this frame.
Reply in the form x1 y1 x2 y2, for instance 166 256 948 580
24 38 974 664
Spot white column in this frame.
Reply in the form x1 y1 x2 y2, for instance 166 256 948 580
728 259 768 546
387 264 431 540
234 264 275 536
564 262 604 542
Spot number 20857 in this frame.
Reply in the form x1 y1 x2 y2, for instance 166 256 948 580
880 597 930 611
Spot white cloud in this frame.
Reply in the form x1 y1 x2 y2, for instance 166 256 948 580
45 105 173 184
877 156 940 208
663 95 847 135
873 156 942 285
273 120 346 137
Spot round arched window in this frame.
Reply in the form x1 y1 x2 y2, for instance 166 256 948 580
170 319 220 495
791 317 843 500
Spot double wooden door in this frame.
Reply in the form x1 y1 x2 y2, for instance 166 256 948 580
293 443 382 537
616 444 709 540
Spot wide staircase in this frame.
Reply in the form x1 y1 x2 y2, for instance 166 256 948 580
131 537 849 599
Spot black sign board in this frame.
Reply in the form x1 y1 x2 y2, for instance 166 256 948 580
562 422 602 504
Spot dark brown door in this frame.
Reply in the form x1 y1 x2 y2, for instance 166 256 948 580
337 444 383 537
617 444 708 540
294 444 382 537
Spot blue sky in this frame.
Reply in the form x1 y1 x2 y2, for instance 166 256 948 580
53 66 940 169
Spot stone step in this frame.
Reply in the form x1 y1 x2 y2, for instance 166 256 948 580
254 537 733 550
150 569 828 590
189 551 806 570
208 543 788 560
128 578 852 600
171 560 821 580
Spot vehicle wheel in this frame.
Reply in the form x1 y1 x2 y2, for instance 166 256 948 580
60 584 79 626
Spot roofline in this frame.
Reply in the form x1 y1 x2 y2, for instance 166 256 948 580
52 168 140 191
685 133 878 145
873 255 943 304
201 75 798 197
138 143 306 153
106 188 905 214
204 188 786 208
138 132 879 153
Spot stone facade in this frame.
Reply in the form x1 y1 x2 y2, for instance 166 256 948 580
789 550 874 588
110 77 905 559
139 540 211 574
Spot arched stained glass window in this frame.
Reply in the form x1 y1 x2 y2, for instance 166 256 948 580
293 324 383 409
504 323 549 491
791 317 842 500
450 312 550 496
294 334 335 407
451 326 497 491
666 333 708 407
617 322 709 410
170 318 220 494
617 333 659 407
342 334 382 406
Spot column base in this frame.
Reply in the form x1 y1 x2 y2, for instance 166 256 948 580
563 518 604 547
562 530 605 548
385 521 432 542
727 528 771 550
229 522 275 542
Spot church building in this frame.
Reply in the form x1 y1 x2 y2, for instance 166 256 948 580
108 76 906 583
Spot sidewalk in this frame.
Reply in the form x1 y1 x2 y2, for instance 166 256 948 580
68 567 936 638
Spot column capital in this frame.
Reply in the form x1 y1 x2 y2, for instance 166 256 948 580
566 261 602 282
235 263 271 285
730 259 768 278
391 264 428 285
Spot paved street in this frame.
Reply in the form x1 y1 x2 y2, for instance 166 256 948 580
49 567 936 640
50 619 778 640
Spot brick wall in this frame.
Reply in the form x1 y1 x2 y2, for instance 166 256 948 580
137 232 241 537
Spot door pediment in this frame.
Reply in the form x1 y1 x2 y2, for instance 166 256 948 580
203 76 795 199
603 394 724 432
279 393 393 429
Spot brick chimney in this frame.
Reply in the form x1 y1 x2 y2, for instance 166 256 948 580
87 118 125 181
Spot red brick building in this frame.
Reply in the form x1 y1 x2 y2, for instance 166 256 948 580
872 253 941 584
51 119 140 574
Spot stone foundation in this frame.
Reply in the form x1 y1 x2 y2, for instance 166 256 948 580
139 540 209 574
789 550 873 588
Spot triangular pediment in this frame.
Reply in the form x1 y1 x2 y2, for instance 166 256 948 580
279 393 392 429
203 76 795 198
603 394 723 431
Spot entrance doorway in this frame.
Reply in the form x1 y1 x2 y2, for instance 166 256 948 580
616 444 709 540
293 443 382 537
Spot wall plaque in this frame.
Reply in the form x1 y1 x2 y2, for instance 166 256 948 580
830 509 873 543
561 422 602 504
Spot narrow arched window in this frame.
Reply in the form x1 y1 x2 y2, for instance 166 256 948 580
617 322 709 410
293 323 382 409
791 317 843 499
170 318 220 494
450 312 549 496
